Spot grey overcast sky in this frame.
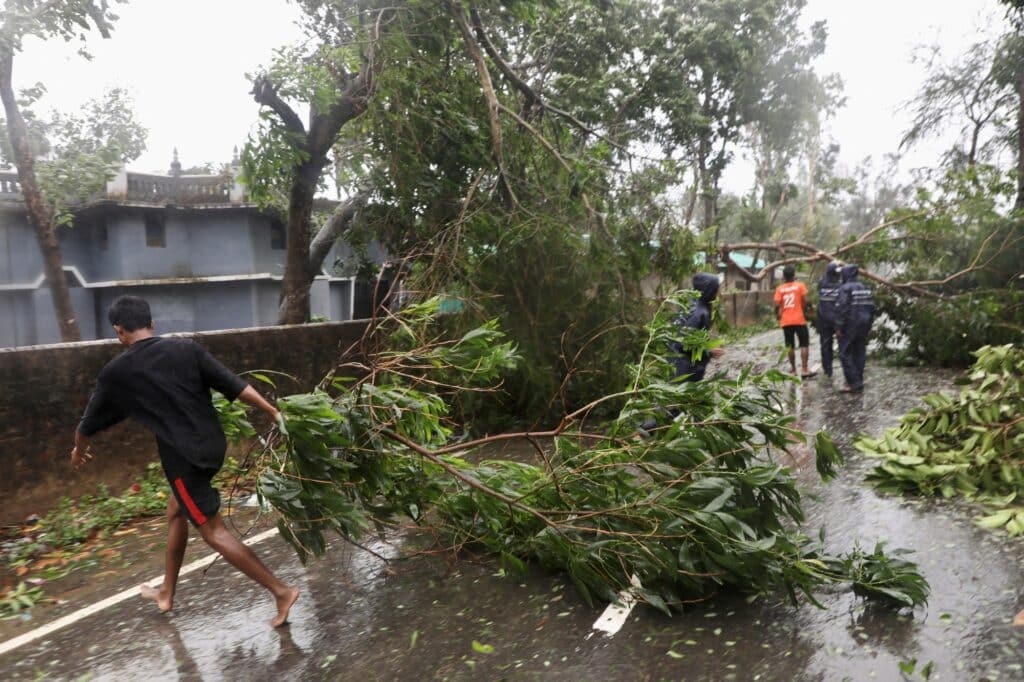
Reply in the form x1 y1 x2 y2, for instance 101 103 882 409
14 0 1007 192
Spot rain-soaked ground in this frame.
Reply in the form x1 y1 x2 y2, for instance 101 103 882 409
2 331 1024 681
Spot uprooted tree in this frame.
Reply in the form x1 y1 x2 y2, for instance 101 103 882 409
220 294 930 613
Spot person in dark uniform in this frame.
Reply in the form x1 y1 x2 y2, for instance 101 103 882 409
72 296 299 627
816 261 843 378
835 264 875 393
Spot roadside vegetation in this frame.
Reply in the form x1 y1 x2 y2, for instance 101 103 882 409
0 458 252 619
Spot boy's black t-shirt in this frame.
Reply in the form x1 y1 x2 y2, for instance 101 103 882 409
78 337 248 468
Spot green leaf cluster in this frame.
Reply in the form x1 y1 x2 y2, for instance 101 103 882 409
860 344 1024 534
0 581 44 619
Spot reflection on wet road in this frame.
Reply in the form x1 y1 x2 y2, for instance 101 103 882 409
2 331 1023 680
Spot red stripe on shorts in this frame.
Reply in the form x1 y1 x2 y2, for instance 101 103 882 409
174 477 208 525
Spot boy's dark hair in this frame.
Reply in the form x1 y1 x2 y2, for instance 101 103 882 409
783 265 796 282
108 296 152 331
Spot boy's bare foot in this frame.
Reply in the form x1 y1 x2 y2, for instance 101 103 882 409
271 587 300 627
140 583 173 612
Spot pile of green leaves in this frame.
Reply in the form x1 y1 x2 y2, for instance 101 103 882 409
242 294 929 612
860 345 1024 533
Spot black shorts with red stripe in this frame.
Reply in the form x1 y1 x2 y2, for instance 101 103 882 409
161 454 221 527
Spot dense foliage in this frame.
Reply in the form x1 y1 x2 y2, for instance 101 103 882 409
839 167 1023 367
0 87 147 223
224 295 929 612
860 345 1024 534
239 0 841 422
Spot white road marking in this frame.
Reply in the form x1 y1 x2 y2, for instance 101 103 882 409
0 527 279 657
592 574 642 636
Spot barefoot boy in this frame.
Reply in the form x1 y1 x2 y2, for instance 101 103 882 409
71 296 299 627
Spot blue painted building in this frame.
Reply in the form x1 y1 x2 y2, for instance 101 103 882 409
0 160 383 347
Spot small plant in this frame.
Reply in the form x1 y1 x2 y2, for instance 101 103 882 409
0 581 45 619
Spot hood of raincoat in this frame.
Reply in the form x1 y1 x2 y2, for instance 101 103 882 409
841 264 860 283
692 272 720 304
825 261 842 282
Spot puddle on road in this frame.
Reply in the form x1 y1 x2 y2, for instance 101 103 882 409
3 332 1024 680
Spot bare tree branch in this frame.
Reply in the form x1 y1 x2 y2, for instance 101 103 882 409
449 0 516 205
308 187 370 274
250 76 306 137
468 5 629 154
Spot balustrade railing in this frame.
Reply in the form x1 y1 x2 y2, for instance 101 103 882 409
0 169 239 204
125 172 233 203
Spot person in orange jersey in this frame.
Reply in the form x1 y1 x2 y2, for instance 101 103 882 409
774 265 815 378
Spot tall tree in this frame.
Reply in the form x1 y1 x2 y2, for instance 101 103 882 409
0 0 121 342
1 87 148 221
900 38 1018 172
1002 0 1024 208
641 0 829 238
242 2 382 325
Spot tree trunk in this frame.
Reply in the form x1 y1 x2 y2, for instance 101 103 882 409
278 162 322 325
0 50 80 341
698 141 714 231
275 189 368 322
1016 66 1024 210
805 142 817 233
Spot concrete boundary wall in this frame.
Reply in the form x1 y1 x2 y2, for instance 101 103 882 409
721 290 776 328
0 320 369 524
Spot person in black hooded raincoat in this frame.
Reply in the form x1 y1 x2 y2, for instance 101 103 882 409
835 264 875 393
816 261 843 378
638 273 724 435
669 272 725 382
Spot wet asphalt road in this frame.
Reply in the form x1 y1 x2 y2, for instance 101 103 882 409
2 331 1024 681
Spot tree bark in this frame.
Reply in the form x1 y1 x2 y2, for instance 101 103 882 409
308 189 367 275
1016 65 1024 210
274 189 368 323
0 49 80 341
279 162 323 325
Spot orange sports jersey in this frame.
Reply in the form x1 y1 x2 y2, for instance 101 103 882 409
774 281 808 327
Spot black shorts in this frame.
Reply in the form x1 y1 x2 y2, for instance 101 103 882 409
783 325 810 349
161 455 221 527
